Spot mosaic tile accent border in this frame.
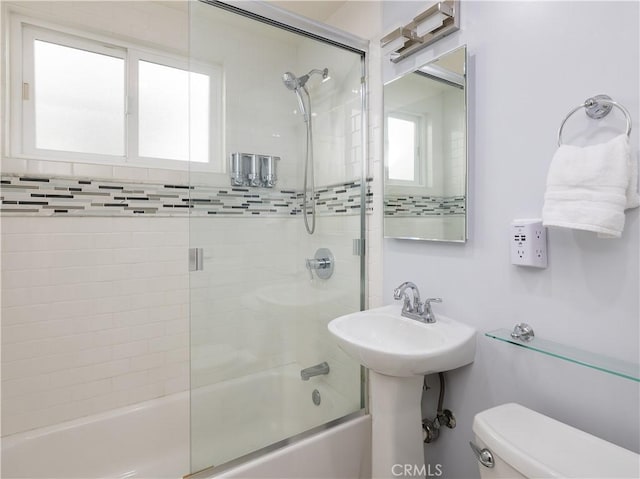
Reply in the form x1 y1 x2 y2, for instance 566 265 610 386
0 175 373 217
384 194 465 217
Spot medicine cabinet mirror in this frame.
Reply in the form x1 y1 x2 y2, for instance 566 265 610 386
383 45 467 242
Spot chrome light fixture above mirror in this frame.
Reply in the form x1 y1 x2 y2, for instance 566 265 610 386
381 1 460 63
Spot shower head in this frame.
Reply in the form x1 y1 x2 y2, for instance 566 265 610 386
282 68 329 91
283 68 329 123
282 71 299 91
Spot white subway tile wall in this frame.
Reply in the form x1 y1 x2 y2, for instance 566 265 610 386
1 217 190 435
189 215 361 393
2 211 365 435
366 44 385 309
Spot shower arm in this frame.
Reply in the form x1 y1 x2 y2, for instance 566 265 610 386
307 68 327 79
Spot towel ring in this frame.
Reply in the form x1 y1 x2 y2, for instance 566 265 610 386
557 95 632 146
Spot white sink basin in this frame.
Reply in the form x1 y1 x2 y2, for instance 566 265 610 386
328 304 477 377
329 303 477 477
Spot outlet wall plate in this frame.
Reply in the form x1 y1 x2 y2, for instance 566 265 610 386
511 219 548 268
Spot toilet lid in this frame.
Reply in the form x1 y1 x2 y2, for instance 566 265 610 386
473 403 639 478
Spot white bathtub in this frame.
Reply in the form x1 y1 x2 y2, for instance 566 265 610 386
1 391 190 479
191 364 360 472
1 365 366 479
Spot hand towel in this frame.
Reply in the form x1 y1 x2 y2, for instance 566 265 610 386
542 134 639 238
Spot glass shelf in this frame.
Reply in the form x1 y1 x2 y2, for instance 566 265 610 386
485 329 640 382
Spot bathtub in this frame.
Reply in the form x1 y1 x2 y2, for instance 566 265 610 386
2 365 367 479
1 392 190 479
190 364 361 472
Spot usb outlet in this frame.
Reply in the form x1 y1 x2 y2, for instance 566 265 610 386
511 219 548 268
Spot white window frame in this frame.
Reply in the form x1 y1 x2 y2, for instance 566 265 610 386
8 14 224 172
385 111 424 187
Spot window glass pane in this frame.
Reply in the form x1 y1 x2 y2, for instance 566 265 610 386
34 40 125 155
138 60 209 163
388 116 416 181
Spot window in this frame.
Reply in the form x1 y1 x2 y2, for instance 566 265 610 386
138 60 210 163
386 112 422 185
13 20 222 171
32 39 125 156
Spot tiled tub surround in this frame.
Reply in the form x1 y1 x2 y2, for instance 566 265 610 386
1 176 368 437
0 3 368 476
189 212 364 466
0 175 372 217
1 216 190 436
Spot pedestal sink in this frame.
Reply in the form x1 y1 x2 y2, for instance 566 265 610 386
328 305 476 478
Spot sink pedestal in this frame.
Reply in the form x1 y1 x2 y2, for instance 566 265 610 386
369 371 425 478
328 304 477 477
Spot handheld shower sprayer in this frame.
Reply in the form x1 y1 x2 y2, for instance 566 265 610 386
282 68 329 122
281 67 330 235
282 68 329 91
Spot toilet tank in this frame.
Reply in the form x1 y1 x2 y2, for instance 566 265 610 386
472 403 639 478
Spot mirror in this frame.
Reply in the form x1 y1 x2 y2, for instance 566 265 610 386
383 45 467 242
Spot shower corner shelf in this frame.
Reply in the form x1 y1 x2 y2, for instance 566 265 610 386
485 328 640 382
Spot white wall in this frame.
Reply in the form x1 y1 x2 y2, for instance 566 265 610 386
190 1 364 189
329 1 639 478
189 1 300 188
295 35 365 186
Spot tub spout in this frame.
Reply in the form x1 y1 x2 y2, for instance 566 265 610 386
300 362 330 380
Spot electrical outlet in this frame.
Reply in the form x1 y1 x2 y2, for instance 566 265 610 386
511 219 548 268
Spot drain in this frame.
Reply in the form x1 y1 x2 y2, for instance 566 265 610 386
312 389 321 406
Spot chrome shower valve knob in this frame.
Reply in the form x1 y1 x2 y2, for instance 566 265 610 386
305 248 334 280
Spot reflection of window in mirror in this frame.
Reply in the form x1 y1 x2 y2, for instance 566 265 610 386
386 112 423 186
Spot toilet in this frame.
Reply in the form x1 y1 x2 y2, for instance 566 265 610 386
472 403 639 478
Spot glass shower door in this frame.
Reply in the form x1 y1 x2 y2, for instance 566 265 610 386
188 1 365 473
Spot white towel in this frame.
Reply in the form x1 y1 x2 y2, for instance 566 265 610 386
542 134 639 238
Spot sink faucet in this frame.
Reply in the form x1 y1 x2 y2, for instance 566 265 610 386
393 281 421 313
393 282 442 323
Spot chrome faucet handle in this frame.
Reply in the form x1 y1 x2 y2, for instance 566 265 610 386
305 258 315 280
392 287 403 300
305 248 334 280
423 298 442 323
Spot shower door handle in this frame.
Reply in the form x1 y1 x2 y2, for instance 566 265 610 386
189 248 204 272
